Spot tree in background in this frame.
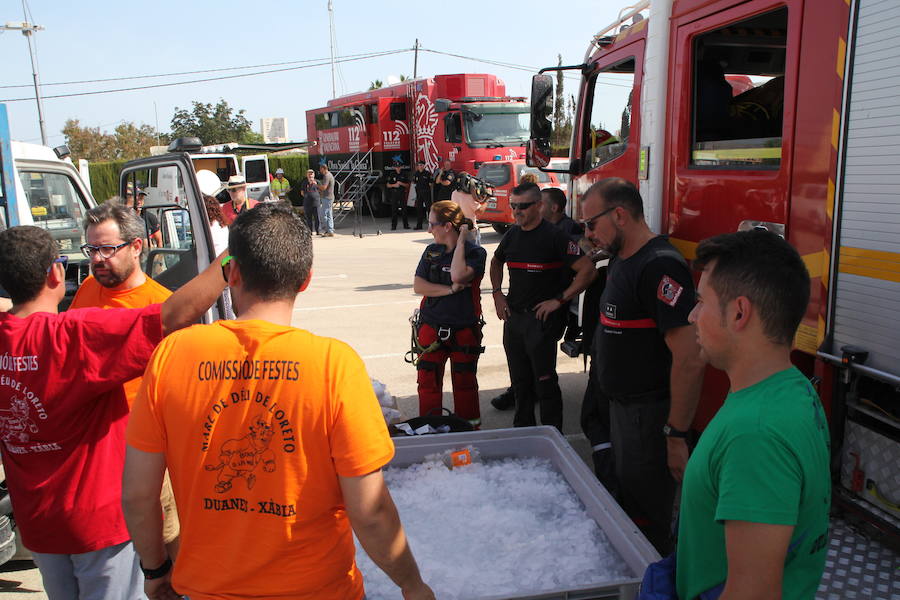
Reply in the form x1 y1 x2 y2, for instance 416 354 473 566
369 79 383 90
62 119 160 162
170 99 263 144
551 55 574 154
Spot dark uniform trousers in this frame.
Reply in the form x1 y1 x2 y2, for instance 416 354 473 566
606 388 675 555
502 308 566 431
391 190 409 229
416 323 482 423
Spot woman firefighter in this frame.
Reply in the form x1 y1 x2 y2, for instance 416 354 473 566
412 200 487 428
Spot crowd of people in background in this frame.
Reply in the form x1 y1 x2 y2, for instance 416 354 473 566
0 155 830 599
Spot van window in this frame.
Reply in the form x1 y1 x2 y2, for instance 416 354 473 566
691 8 787 168
476 163 511 187
368 104 379 124
18 170 89 260
583 58 635 170
129 164 199 291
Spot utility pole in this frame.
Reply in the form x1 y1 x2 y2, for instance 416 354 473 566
327 0 336 98
3 20 47 145
413 39 419 78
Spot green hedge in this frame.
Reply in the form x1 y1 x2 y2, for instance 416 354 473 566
89 159 128 203
87 153 310 205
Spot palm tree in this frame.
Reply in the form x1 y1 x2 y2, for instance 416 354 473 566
368 80 383 90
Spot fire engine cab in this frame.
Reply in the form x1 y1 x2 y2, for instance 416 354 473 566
528 0 899 592
306 73 529 214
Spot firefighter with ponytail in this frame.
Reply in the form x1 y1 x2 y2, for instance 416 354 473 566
412 200 487 428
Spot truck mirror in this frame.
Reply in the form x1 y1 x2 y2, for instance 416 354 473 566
434 99 451 113
526 139 551 168
529 74 554 166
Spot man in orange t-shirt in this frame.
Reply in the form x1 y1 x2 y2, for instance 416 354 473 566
123 204 434 600
70 202 181 557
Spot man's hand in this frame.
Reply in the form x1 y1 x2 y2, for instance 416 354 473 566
533 298 562 321
144 574 181 600
449 282 466 294
666 436 690 482
493 292 510 321
402 581 436 600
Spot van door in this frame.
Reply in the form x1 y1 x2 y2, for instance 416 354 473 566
242 154 270 203
120 154 223 323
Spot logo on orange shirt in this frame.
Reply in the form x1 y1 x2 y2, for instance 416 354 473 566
205 414 277 493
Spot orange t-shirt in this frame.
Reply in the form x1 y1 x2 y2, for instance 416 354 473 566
126 320 394 600
70 275 172 406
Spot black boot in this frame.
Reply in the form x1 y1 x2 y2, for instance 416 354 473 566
490 387 515 410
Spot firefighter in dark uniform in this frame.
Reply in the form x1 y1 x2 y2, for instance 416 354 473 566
412 160 433 230
434 159 455 202
413 200 487 427
386 161 410 230
580 177 705 555
490 182 597 431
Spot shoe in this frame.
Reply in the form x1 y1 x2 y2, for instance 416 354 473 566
490 387 515 411
391 227 397 231
324 232 334 237
415 226 422 230
404 225 411 229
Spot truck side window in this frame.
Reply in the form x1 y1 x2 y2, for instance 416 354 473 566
691 7 787 168
390 103 407 121
583 58 635 171
368 104 379 124
445 113 462 144
17 170 89 261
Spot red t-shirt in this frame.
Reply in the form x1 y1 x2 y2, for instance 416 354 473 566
220 198 259 226
0 305 163 554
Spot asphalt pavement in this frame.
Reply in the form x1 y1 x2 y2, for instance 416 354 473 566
0 214 596 598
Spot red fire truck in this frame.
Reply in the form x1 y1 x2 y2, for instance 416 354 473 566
528 0 899 582
306 73 529 213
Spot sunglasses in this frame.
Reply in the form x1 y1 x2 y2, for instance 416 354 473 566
221 255 234 283
47 255 68 273
80 242 130 259
510 201 536 211
580 205 617 231
428 221 446 228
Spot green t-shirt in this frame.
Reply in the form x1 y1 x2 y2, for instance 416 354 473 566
676 367 831 600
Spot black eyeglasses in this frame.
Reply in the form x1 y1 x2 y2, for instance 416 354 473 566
80 242 130 259
510 201 536 211
580 205 617 231
47 256 68 273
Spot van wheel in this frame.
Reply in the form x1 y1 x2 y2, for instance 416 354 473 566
492 223 510 234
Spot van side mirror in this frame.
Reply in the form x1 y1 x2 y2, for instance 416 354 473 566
528 74 554 168
434 99 451 113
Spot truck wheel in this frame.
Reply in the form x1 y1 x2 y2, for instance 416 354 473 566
492 223 510 234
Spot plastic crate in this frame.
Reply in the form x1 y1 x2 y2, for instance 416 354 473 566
390 426 660 600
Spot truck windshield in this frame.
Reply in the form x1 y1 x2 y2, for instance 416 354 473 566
18 170 89 262
464 110 530 147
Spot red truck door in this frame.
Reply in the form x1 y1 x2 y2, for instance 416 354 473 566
571 37 644 217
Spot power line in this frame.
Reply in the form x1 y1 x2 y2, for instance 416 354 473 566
0 49 411 90
0 49 410 102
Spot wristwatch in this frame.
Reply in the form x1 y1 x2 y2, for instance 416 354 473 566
140 557 173 580
662 423 689 438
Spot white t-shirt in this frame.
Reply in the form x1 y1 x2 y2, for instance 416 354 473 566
210 221 229 255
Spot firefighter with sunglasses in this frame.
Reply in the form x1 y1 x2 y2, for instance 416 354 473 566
411 200 487 428
490 182 596 432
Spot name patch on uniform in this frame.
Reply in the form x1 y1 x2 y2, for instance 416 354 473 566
657 276 683 307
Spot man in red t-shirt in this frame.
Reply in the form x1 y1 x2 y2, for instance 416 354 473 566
220 175 258 226
0 225 226 600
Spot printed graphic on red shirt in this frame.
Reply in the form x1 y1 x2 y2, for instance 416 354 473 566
0 396 39 443
657 275 684 307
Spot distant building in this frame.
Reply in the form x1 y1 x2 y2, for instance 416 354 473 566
261 117 289 143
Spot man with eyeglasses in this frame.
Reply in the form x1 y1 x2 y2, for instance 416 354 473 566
579 177 705 555
0 224 226 600
70 202 181 557
490 181 596 432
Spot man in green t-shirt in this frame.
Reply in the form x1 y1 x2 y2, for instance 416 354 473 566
678 230 830 599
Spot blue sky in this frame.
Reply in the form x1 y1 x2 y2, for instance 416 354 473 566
1 1 627 145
